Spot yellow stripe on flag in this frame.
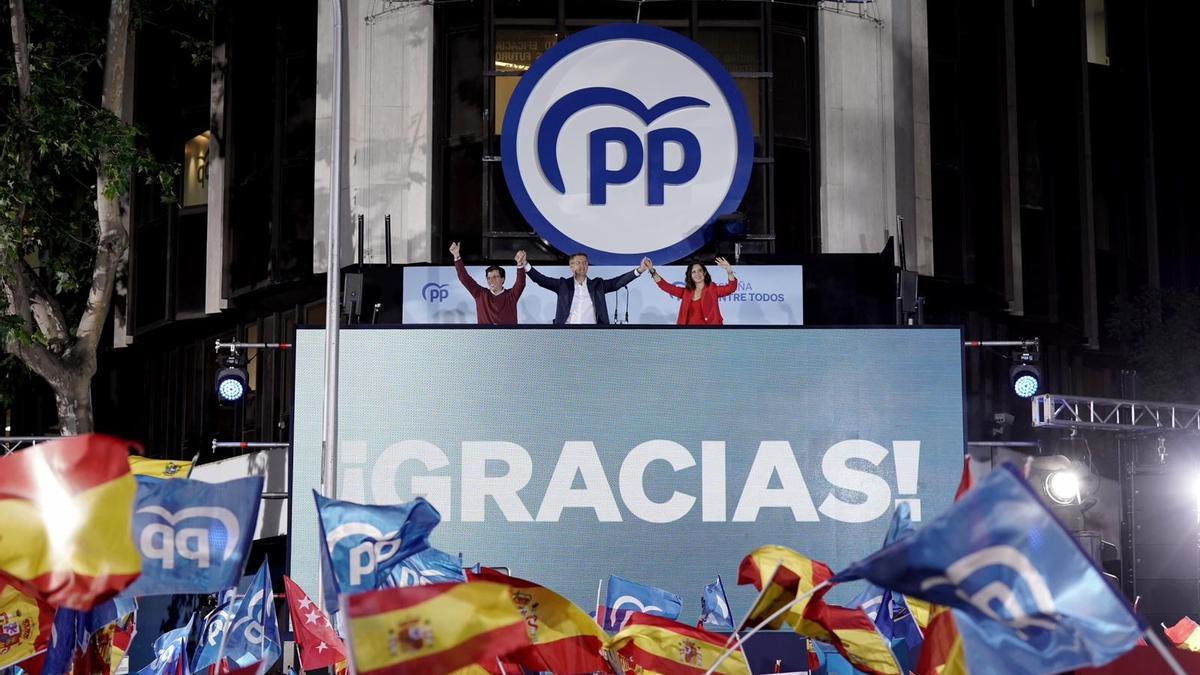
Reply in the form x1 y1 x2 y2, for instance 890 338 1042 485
906 596 932 630
127 456 193 479
0 474 140 581
348 582 527 675
604 616 750 675
0 583 46 668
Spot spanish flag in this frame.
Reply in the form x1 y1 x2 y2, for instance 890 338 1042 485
107 617 136 675
346 581 529 675
605 612 750 674
127 455 193 479
791 585 902 675
737 545 833 629
0 435 141 609
0 575 54 669
1164 617 1200 652
467 567 609 674
916 604 969 675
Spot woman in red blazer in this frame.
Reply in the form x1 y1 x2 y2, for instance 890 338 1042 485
645 257 738 325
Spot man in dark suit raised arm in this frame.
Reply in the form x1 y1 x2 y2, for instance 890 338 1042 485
518 251 647 325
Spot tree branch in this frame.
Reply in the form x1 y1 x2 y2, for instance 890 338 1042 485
8 0 30 107
2 335 65 388
76 0 132 354
20 259 70 352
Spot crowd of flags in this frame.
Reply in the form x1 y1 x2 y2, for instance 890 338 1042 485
0 436 1191 674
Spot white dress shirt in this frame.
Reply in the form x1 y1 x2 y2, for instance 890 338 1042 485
567 279 596 324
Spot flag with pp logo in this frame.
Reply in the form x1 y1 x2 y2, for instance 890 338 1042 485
382 548 466 588
122 476 263 597
135 614 193 675
699 577 734 630
216 560 281 671
601 575 682 633
313 491 441 606
833 463 1144 673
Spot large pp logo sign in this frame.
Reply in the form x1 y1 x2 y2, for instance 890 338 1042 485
502 24 752 264
137 505 241 569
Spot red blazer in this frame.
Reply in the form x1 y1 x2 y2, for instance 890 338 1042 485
655 276 738 325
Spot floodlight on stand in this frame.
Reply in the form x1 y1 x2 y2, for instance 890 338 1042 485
214 349 248 405
1010 348 1041 398
1045 469 1081 505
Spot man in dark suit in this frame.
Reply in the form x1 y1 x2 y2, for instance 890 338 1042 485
517 250 647 325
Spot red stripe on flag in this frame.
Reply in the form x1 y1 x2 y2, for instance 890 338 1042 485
626 613 732 649
26 570 141 610
346 582 461 616
0 435 136 499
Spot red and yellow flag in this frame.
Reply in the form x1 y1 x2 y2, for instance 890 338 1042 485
0 435 141 609
915 604 968 675
468 566 610 675
1164 617 1200 652
107 617 136 675
737 545 833 629
791 585 902 675
0 575 54 669
605 612 750 675
127 455 193 479
346 581 530 675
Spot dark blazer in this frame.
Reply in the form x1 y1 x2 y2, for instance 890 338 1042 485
526 266 639 325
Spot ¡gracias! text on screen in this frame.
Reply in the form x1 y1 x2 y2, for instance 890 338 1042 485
339 438 923 525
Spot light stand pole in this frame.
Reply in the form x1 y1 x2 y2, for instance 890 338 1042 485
318 0 346 624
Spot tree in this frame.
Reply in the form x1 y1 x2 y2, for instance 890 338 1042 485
1 0 172 433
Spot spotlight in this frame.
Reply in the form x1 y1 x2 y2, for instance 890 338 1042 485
1045 470 1081 505
214 351 248 404
1010 350 1041 398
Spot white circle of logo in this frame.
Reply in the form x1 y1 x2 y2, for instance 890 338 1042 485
501 24 753 265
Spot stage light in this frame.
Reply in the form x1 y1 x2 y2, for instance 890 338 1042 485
1045 469 1081 505
1010 350 1041 398
214 350 248 404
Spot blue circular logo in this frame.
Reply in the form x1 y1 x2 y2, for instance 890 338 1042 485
501 24 754 265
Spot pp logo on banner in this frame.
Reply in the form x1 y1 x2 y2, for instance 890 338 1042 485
501 24 753 264
422 283 449 303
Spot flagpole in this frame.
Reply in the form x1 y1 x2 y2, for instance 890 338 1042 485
705 580 831 675
1144 628 1188 675
594 578 603 626
495 656 508 674
726 561 782 645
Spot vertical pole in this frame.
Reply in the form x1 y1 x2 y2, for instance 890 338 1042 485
318 0 346 615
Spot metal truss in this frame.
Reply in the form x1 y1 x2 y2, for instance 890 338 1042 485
0 436 58 456
1032 394 1200 432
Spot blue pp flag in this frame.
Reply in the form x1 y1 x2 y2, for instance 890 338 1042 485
875 589 924 666
846 503 917 621
833 463 1144 673
137 614 194 675
122 476 264 597
216 560 282 671
601 575 682 632
313 491 441 607
191 596 238 672
382 547 466 587
699 576 734 629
